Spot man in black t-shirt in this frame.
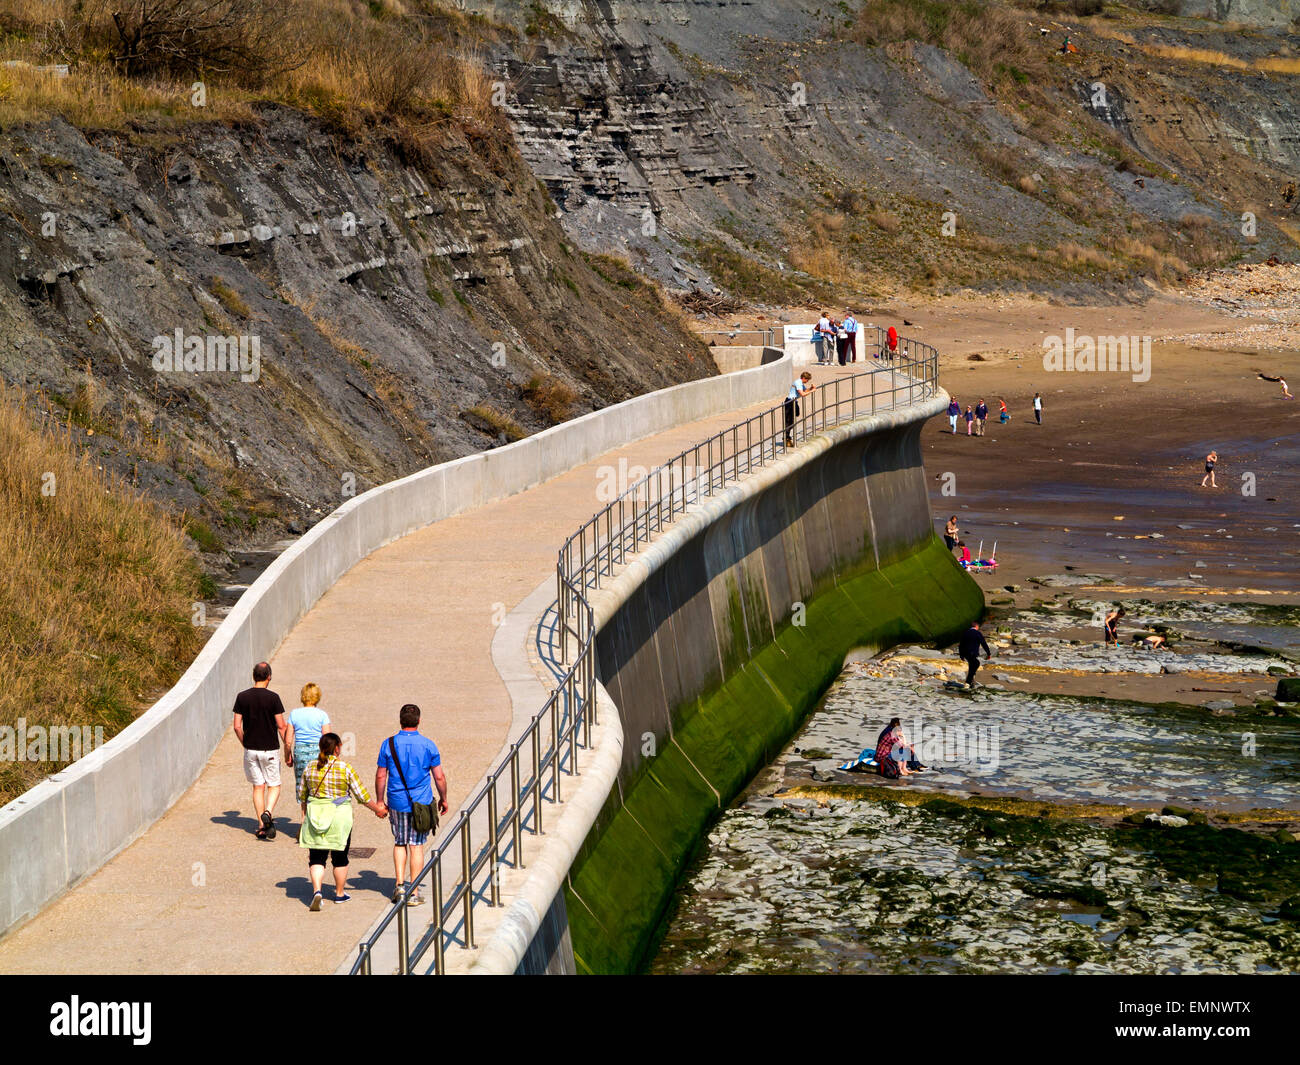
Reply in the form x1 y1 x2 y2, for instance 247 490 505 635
232 661 288 840
958 622 992 688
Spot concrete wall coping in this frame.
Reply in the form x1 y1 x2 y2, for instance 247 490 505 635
0 347 792 940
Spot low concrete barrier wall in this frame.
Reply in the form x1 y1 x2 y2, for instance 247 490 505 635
0 348 792 939
487 394 983 973
708 345 783 375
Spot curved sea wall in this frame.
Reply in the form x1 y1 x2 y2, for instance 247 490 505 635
512 394 983 973
0 348 790 940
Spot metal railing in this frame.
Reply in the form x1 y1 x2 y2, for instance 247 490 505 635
701 328 777 346
348 326 938 975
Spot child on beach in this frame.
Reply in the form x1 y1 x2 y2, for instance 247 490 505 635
1201 451 1218 488
957 540 972 565
964 405 975 435
998 399 1009 424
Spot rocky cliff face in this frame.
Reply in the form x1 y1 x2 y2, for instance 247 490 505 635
1179 0 1297 30
0 107 714 550
474 0 1299 293
3 0 1298 558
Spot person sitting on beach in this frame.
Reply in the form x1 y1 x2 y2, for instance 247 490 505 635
1103 605 1125 648
957 540 972 565
875 717 918 779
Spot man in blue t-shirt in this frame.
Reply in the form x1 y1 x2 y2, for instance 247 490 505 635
375 704 448 906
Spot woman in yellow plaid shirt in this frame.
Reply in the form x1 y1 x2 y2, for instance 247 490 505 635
298 733 387 910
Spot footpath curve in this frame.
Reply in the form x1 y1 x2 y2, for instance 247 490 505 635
0 352 868 974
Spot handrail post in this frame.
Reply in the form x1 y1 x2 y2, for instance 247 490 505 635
460 817 474 949
433 858 445 975
567 671 578 773
551 696 562 802
556 565 566 662
397 899 410 975
488 776 500 906
532 724 543 835
510 746 523 868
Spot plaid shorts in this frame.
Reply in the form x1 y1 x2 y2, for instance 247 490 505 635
388 809 428 847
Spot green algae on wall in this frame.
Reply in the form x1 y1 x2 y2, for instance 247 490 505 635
565 537 982 974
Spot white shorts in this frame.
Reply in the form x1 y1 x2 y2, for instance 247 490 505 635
243 749 281 786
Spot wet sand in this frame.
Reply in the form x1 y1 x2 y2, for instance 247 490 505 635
707 280 1300 596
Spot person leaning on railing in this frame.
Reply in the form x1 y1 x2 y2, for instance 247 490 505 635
784 371 815 447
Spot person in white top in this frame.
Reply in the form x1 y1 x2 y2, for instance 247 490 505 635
784 371 816 446
814 313 833 364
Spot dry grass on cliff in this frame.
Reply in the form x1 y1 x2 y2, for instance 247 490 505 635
0 385 206 803
0 0 500 130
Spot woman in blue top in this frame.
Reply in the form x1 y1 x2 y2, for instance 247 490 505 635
285 683 332 798
947 398 960 433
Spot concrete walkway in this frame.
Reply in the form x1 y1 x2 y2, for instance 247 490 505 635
0 362 877 974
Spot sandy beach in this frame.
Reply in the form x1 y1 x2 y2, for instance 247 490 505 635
705 267 1300 598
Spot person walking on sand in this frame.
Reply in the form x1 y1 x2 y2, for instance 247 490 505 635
975 398 988 436
998 398 1010 424
285 682 330 799
1201 450 1218 488
232 661 288 840
376 704 448 906
1033 392 1043 425
1281 378 1293 400
958 620 991 688
947 397 960 434
1103 605 1125 648
964 404 975 436
814 311 834 365
784 371 815 447
298 733 387 910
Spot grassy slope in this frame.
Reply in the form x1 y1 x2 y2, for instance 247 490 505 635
0 387 205 803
